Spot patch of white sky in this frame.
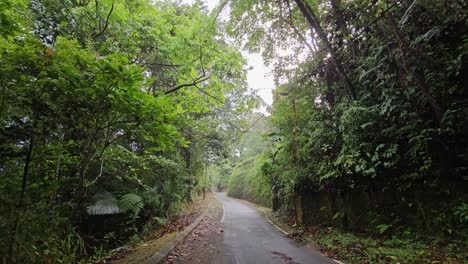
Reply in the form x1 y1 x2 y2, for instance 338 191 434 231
181 0 275 109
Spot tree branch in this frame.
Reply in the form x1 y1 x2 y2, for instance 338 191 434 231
144 62 182 68
165 50 210 95
164 75 211 95
194 84 223 103
96 0 102 31
59 0 77 22
294 0 356 100
278 0 315 54
92 3 114 39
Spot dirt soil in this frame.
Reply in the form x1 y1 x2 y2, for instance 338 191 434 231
163 197 233 263
105 193 215 264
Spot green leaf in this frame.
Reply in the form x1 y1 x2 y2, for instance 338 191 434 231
87 192 120 215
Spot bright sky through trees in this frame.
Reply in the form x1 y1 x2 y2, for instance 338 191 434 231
2 0 466 263
182 0 275 107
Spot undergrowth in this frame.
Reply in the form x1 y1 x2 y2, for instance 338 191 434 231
312 227 466 264
266 210 467 264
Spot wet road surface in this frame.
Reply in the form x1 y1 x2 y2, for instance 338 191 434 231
218 193 335 264
166 193 335 264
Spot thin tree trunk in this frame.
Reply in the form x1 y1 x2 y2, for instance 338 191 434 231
329 0 361 60
203 156 208 200
294 194 303 225
386 16 443 124
293 0 356 100
7 134 35 262
325 62 336 109
272 187 280 211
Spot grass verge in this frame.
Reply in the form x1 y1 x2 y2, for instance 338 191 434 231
264 211 466 264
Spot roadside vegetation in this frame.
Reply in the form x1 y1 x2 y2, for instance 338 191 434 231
1 0 467 263
0 0 254 262
264 209 465 264
224 0 468 263
226 114 271 206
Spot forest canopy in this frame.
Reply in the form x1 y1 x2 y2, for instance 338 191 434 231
0 0 255 262
1 0 467 263
225 0 467 262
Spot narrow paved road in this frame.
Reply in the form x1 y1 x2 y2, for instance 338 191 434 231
167 193 335 264
219 193 334 264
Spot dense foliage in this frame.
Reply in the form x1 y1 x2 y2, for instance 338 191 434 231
227 0 468 255
226 114 271 206
2 0 468 262
0 0 254 262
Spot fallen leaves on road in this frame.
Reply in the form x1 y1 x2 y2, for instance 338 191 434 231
286 231 303 241
94 247 135 264
164 200 228 264
106 194 214 264
271 251 299 264
159 212 199 237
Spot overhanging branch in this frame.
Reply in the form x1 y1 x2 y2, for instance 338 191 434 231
164 75 211 95
165 49 210 95
93 3 114 39
194 84 223 103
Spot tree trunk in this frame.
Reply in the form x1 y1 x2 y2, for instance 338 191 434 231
203 157 208 200
294 194 303 225
329 0 361 60
7 135 35 262
272 186 280 211
386 16 443 124
293 0 356 100
325 62 336 109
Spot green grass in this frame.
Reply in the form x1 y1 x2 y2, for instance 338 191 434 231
311 227 466 264
265 210 466 264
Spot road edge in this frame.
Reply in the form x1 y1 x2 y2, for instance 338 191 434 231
261 208 346 264
226 195 346 264
261 209 290 235
145 201 213 264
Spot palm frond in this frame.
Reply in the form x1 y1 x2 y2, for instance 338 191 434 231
119 193 144 215
87 191 144 216
87 191 120 215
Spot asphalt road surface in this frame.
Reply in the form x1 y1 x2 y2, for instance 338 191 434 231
218 193 335 264
168 193 336 264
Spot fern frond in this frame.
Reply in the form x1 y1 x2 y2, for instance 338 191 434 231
119 193 144 215
87 192 120 215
